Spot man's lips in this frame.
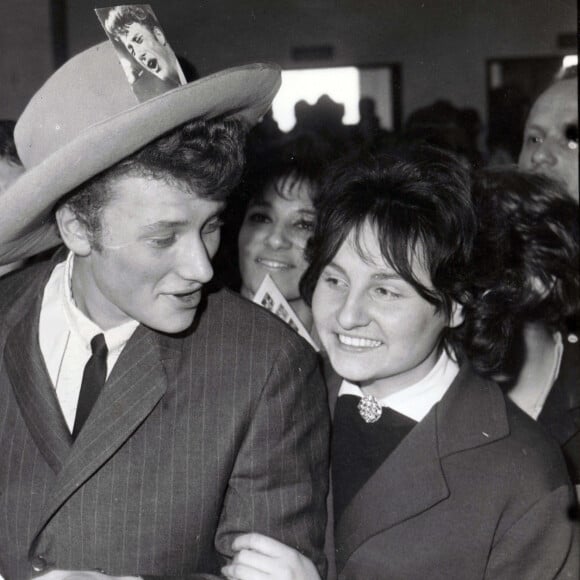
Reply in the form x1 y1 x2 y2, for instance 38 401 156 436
166 289 202 307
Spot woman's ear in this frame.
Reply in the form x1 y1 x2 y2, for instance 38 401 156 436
55 205 92 256
448 300 465 329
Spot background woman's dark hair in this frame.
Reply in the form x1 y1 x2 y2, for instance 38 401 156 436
459 167 580 382
300 145 476 358
243 130 339 206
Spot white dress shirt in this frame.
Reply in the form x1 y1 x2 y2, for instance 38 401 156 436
39 252 139 432
339 349 460 422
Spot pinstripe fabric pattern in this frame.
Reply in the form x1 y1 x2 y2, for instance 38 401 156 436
0 259 330 579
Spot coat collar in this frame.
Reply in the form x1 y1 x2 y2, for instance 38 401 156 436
332 363 510 573
538 339 580 445
4 253 72 473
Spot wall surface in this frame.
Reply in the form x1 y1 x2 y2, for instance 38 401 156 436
0 0 54 119
66 0 577 122
0 0 576 122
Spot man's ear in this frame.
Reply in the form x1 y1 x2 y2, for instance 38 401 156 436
55 205 92 256
153 26 167 45
448 301 465 329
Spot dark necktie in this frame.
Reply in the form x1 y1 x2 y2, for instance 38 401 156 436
72 333 108 440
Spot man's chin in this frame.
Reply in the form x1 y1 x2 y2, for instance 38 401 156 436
147 310 197 335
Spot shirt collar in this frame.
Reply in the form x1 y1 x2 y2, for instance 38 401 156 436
339 349 460 422
63 251 139 352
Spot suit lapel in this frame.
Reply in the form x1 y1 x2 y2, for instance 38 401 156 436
32 324 181 542
334 363 510 574
4 262 73 474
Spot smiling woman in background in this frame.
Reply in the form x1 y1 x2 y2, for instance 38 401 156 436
222 132 337 331
223 147 578 580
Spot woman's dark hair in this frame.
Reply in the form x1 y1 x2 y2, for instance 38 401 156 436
57 116 247 249
460 167 579 381
300 145 476 356
242 130 338 207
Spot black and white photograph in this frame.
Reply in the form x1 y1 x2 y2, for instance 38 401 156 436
0 1 577 579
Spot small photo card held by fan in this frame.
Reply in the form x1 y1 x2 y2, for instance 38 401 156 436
253 274 319 351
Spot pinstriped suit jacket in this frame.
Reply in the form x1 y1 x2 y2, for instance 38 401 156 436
0 256 330 580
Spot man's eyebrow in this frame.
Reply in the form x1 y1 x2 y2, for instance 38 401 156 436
141 220 189 232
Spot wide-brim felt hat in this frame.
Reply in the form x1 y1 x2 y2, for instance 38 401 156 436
0 41 281 264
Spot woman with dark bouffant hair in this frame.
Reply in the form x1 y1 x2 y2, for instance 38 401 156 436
466 167 580 488
222 148 578 580
218 131 338 332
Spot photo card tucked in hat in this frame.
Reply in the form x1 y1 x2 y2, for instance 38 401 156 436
96 4 186 102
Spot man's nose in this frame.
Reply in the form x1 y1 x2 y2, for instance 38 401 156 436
336 290 369 330
265 223 292 250
178 237 214 283
531 139 557 167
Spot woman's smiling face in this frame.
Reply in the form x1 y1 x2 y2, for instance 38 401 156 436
312 221 463 396
238 177 315 301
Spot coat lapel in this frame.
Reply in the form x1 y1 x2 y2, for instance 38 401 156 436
31 324 182 544
334 405 448 572
334 363 510 574
3 261 73 474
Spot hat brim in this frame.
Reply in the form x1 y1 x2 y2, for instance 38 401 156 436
0 62 281 265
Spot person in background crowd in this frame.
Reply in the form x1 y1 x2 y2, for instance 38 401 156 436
468 167 580 491
223 147 578 580
487 84 530 166
0 41 329 580
519 65 578 202
221 131 337 332
0 120 25 277
403 100 483 169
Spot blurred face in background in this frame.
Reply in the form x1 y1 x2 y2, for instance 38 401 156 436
238 176 315 306
519 78 578 202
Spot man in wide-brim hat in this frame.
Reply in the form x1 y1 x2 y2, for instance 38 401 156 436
0 40 329 579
